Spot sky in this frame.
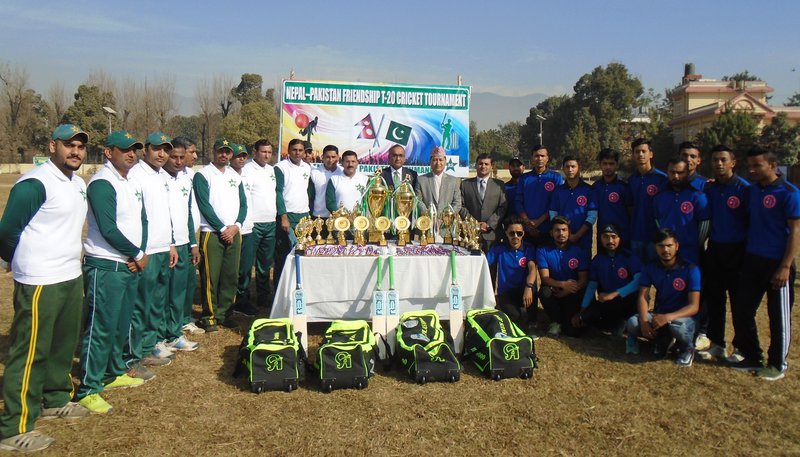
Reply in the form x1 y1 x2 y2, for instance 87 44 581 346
1 0 799 117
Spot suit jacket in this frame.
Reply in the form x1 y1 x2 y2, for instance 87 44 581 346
415 172 462 215
460 176 507 243
381 166 418 191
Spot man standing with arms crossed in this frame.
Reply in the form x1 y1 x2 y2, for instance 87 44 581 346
628 138 667 262
0 124 90 451
274 139 313 286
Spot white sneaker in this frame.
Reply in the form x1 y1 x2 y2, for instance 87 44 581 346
169 335 199 352
694 333 711 351
725 349 745 364
697 344 727 361
182 322 205 334
153 341 176 359
547 322 561 337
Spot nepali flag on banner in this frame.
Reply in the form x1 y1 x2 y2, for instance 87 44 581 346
356 114 376 139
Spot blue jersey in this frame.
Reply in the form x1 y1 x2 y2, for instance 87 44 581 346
688 173 707 191
592 177 631 243
535 243 588 282
549 180 596 253
486 243 537 295
515 169 563 233
628 168 668 244
746 177 800 260
653 184 709 265
504 181 519 218
640 260 701 314
705 174 749 244
589 249 641 293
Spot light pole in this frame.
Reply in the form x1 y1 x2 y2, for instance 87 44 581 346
535 114 546 145
102 106 117 134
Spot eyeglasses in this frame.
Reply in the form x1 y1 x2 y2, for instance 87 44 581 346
508 231 524 237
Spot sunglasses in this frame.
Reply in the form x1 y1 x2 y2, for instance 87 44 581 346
508 231 524 237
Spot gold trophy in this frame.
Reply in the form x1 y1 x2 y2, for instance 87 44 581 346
325 217 335 244
453 213 463 246
294 216 310 253
373 216 391 246
394 180 415 246
313 217 324 245
441 206 455 244
365 171 388 243
353 215 370 246
416 215 432 246
334 215 351 246
394 216 411 246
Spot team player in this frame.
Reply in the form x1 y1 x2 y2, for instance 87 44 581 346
485 218 538 328
653 158 709 265
76 130 149 413
625 228 700 366
591 148 631 247
230 144 258 316
549 156 596 255
326 150 369 213
274 138 313 286
515 145 563 245
678 141 707 191
627 138 667 262
504 157 525 220
696 145 749 362
730 146 800 380
0 124 90 451
242 139 281 311
125 133 179 373
310 145 342 218
193 138 247 331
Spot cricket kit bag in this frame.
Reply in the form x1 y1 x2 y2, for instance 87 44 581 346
315 320 380 392
395 310 461 384
234 318 306 393
463 309 537 380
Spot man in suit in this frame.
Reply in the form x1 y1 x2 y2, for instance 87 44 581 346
415 146 462 216
460 153 507 252
381 144 418 190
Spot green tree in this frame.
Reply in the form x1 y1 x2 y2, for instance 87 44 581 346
786 91 800 107
722 71 761 82
166 114 204 143
218 99 279 146
519 94 573 162
760 112 800 165
563 107 601 165
694 107 759 159
62 84 116 162
231 73 264 106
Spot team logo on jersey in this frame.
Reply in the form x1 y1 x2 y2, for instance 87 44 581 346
576 195 588 207
228 179 237 187
518 256 527 267
672 278 686 291
646 184 658 196
608 192 620 203
617 267 628 279
763 195 777 209
727 196 740 209
544 181 555 192
568 258 579 269
680 201 694 214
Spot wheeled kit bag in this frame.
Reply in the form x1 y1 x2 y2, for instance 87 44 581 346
315 320 379 392
463 309 537 380
395 310 461 384
234 318 306 393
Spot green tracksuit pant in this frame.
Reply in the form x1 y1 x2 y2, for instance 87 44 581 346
125 251 170 364
166 244 191 341
199 231 241 326
253 221 277 308
274 212 306 289
235 233 256 309
0 276 82 439
76 258 140 399
183 246 197 326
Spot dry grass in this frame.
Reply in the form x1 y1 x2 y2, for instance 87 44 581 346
0 172 798 456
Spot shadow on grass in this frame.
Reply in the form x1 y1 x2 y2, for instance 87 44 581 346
547 328 659 366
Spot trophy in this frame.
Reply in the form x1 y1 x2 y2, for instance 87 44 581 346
325 217 335 245
294 216 311 253
353 215 370 246
373 216 391 246
365 171 388 243
394 180 415 246
441 206 455 244
334 215 351 246
313 217 324 245
416 215 432 246
453 213 463 246
394 216 411 246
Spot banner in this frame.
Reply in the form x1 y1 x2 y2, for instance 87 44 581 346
280 80 470 177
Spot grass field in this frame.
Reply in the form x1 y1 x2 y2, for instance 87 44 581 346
0 172 798 456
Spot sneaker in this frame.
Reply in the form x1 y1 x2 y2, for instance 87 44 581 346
153 341 176 359
127 362 156 381
141 355 172 367
78 393 112 414
40 401 90 420
757 365 786 381
182 322 206 334
697 344 727 361
625 336 640 355
547 322 561 337
728 358 764 372
104 374 145 390
196 320 219 333
0 431 55 452
694 333 711 351
232 304 259 317
169 335 199 352
725 349 745 364
675 348 695 367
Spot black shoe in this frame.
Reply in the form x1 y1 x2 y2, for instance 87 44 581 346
220 318 238 329
233 304 259 317
728 358 763 372
196 320 218 333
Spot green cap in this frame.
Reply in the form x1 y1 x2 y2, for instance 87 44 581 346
145 132 173 149
232 143 249 157
52 124 88 143
105 130 143 150
214 137 233 151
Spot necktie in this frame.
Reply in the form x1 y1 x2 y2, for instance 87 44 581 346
479 179 486 201
394 170 401 187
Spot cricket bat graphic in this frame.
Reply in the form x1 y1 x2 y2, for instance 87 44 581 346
449 250 464 354
386 254 400 356
292 253 308 350
372 255 388 359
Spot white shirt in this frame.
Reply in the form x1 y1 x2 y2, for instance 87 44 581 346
243 159 277 223
129 161 173 254
310 165 343 217
195 164 244 232
275 159 313 214
238 167 254 235
166 170 194 247
328 172 369 212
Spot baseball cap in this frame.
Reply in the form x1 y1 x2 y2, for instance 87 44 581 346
600 224 620 236
145 132 173 149
52 124 88 144
508 157 523 166
214 137 233 151
232 143 249 157
303 140 313 151
105 130 143 150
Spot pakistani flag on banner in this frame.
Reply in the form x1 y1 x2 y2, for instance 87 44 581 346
385 120 412 146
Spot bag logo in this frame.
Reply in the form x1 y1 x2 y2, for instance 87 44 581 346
431 354 446 363
680 201 694 214
646 184 658 196
673 278 686 291
503 343 520 361
265 354 283 372
763 195 777 209
544 181 555 191
727 196 740 209
576 195 587 207
608 192 620 203
335 352 352 369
